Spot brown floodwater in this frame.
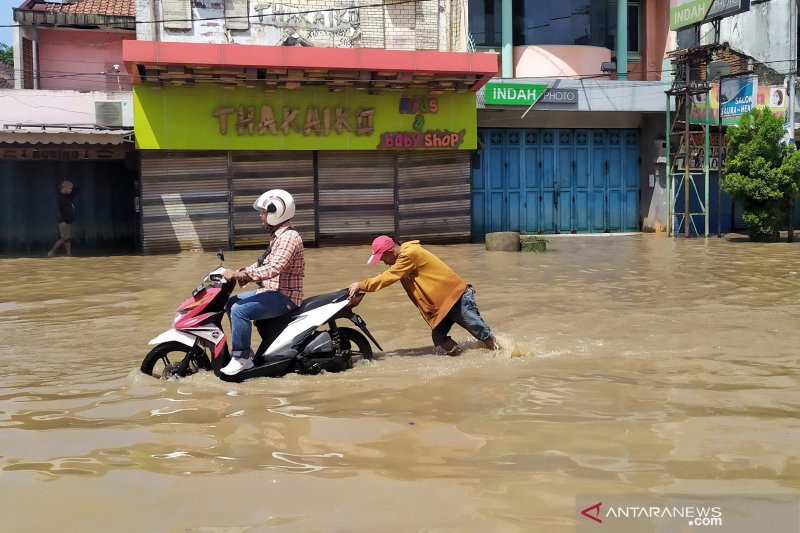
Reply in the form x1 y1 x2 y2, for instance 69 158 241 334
1 235 799 531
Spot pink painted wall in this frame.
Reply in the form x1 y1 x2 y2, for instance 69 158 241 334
628 0 671 81
37 29 134 91
513 45 612 78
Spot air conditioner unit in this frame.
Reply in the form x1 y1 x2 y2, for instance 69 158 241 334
95 100 133 128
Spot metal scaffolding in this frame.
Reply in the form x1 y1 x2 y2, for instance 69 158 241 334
665 45 716 238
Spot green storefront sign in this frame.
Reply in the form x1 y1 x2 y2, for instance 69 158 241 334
133 85 477 150
483 82 549 106
670 0 712 30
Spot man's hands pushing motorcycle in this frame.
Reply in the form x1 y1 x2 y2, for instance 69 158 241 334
223 268 253 286
347 283 366 306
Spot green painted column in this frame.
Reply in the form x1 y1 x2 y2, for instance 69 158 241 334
617 0 628 80
502 0 513 78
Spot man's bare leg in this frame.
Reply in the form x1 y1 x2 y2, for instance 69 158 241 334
48 239 65 257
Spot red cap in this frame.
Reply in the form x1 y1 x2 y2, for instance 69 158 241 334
367 235 395 265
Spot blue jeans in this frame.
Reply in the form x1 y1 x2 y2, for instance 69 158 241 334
225 290 297 358
431 286 493 347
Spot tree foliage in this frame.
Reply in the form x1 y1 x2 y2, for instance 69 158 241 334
0 44 12 66
722 107 800 241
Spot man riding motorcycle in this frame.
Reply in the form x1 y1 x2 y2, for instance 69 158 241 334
220 189 305 375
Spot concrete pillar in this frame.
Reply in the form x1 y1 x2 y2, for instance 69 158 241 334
501 0 513 78
485 232 520 251
617 0 628 80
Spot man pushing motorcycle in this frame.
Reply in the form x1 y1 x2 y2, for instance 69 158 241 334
348 236 499 355
220 189 304 375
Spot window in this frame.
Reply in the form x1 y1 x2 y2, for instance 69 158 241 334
468 0 502 47
469 0 641 53
607 1 641 55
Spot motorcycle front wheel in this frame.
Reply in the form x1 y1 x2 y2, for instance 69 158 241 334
140 342 212 379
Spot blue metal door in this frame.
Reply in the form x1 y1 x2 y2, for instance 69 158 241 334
472 128 640 239
557 130 574 232
540 130 556 232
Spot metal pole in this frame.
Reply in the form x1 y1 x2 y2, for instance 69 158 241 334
717 78 723 237
666 92 672 237
788 0 797 242
705 79 710 237
501 0 513 78
685 91 690 237
617 0 628 80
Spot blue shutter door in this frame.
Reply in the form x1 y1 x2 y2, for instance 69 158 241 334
472 129 640 239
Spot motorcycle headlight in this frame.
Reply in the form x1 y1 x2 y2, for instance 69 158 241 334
172 312 185 325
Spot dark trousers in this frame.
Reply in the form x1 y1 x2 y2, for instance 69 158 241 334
431 286 493 347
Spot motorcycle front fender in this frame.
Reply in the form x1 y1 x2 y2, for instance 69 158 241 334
148 328 197 348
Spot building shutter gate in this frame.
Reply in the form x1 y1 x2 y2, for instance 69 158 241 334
140 151 230 254
230 151 315 246
317 152 395 245
397 151 471 243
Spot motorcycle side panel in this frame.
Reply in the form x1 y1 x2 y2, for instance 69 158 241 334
264 300 350 356
148 328 196 347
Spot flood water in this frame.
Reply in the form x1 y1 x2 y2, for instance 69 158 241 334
1 235 799 531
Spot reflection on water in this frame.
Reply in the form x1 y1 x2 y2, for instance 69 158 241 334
1 236 799 531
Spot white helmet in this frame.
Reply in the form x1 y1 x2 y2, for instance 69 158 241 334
253 189 296 226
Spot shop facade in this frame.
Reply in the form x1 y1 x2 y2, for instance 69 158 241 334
474 79 671 237
125 41 496 253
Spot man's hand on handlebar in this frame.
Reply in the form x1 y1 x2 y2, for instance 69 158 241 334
223 268 253 286
347 282 365 307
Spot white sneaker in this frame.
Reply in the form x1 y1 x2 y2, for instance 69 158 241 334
221 357 254 375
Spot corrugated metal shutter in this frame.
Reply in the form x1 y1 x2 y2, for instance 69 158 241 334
230 151 315 247
397 151 471 243
317 152 395 245
140 151 230 254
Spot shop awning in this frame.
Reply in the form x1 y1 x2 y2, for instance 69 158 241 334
123 41 498 93
0 125 132 145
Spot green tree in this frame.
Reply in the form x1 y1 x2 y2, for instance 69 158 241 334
722 107 800 241
0 43 12 66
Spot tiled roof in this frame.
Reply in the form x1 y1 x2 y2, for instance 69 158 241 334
19 0 135 17
0 64 14 89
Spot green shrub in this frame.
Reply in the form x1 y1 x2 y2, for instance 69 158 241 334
722 108 800 241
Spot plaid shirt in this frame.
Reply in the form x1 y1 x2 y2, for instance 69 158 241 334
244 222 304 306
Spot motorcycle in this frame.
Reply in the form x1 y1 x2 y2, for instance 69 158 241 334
140 252 382 383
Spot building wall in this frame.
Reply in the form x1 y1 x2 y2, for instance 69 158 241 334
0 90 132 126
36 29 135 92
699 0 793 72
135 0 466 51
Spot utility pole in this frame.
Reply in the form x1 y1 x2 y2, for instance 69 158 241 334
788 0 797 243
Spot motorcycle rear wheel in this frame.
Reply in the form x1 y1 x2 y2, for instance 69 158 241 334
337 327 373 362
141 342 212 379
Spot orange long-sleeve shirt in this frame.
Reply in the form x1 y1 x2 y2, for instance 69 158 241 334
357 240 468 328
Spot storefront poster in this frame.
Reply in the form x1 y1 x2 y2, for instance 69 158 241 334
691 80 785 126
134 85 477 150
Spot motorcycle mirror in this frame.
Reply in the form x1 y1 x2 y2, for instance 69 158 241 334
217 250 225 262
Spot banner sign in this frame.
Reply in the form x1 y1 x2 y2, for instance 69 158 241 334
720 75 758 121
483 82 549 106
134 85 476 150
670 0 750 31
690 77 786 126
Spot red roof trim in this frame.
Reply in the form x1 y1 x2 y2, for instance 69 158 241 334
123 41 498 91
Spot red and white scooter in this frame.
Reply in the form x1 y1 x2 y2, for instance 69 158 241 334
141 252 381 383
